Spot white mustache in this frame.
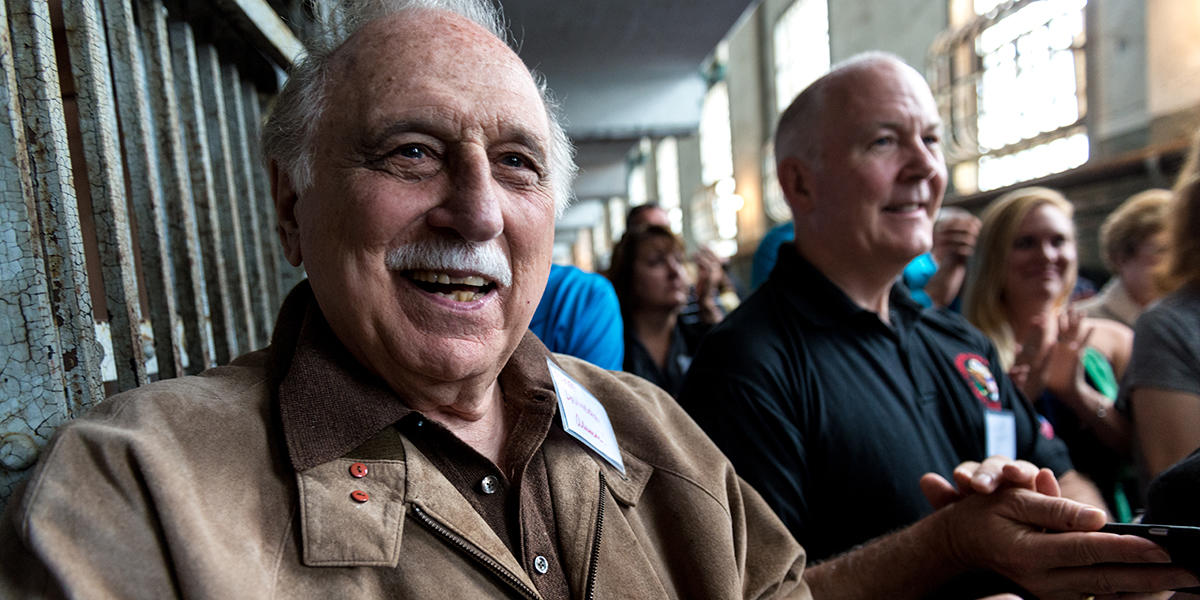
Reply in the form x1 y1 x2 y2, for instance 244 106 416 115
384 239 512 288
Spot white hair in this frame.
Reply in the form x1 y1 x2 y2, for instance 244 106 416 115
385 239 512 287
261 0 576 216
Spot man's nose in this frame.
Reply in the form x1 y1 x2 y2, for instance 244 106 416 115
900 139 941 182
425 149 504 242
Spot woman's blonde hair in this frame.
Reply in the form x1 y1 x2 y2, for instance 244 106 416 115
1162 129 1200 290
963 187 1075 368
1098 189 1171 271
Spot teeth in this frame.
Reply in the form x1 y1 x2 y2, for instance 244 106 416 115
435 290 484 302
411 271 491 286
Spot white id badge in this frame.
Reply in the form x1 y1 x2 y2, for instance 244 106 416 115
984 410 1017 459
547 358 626 476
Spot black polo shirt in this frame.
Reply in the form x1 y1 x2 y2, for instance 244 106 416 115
679 245 1073 562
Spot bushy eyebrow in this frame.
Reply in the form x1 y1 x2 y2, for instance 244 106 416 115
360 116 548 167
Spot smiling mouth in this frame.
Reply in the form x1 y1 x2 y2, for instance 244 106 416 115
883 202 927 214
406 270 497 302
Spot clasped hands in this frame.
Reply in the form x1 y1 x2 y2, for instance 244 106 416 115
919 457 1197 599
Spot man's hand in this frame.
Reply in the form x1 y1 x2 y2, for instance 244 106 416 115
932 486 1197 599
805 466 1196 599
931 212 981 268
920 456 1060 510
924 211 981 307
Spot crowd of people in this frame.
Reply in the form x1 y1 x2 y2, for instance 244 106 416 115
2 0 1198 598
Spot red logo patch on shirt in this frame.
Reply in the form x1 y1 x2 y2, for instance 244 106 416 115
954 353 1001 411
1038 415 1057 440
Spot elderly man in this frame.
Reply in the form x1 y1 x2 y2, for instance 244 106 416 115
0 2 806 598
680 52 1198 597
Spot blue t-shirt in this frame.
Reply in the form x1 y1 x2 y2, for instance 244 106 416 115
529 264 624 370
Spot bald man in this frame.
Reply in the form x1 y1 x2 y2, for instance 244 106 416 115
681 52 1197 598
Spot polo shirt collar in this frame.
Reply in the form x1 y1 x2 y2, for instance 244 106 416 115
769 244 923 328
268 281 557 472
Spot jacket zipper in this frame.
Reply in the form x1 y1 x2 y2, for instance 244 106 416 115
409 504 540 600
584 471 606 600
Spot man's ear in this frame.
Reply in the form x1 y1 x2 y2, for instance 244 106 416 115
270 160 303 267
777 156 814 218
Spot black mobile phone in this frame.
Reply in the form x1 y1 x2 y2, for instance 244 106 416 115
1102 522 1200 591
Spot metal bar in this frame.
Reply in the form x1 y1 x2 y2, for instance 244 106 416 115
242 82 285 312
63 0 149 390
0 0 68 507
8 0 104 412
225 67 273 344
192 41 256 353
101 0 185 380
139 0 227 368
210 0 303 68
163 18 237 362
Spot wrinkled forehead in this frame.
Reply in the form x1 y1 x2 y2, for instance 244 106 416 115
327 11 548 131
338 11 513 73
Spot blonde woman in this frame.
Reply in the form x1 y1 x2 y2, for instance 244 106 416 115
1123 131 1200 480
1076 189 1172 327
963 187 1135 518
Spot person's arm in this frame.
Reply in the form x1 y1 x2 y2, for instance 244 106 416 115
805 482 1197 599
1133 388 1200 478
924 213 980 308
0 421 180 597
1125 301 1200 479
923 261 967 308
1043 313 1132 456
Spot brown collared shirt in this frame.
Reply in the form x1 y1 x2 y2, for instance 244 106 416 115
271 282 571 599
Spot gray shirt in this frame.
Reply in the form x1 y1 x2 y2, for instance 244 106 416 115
1125 282 1200 397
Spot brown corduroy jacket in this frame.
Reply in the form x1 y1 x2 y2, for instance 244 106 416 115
0 346 809 599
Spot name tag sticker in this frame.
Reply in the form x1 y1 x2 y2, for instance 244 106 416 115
985 410 1017 459
547 358 626 476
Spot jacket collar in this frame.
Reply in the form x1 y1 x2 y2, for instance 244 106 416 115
269 281 558 472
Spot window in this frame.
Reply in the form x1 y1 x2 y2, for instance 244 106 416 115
655 137 684 233
627 161 648 207
772 0 830 115
931 0 1089 193
698 75 741 256
699 80 734 187
608 196 626 242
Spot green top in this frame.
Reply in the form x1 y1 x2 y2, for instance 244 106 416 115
1082 345 1118 401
